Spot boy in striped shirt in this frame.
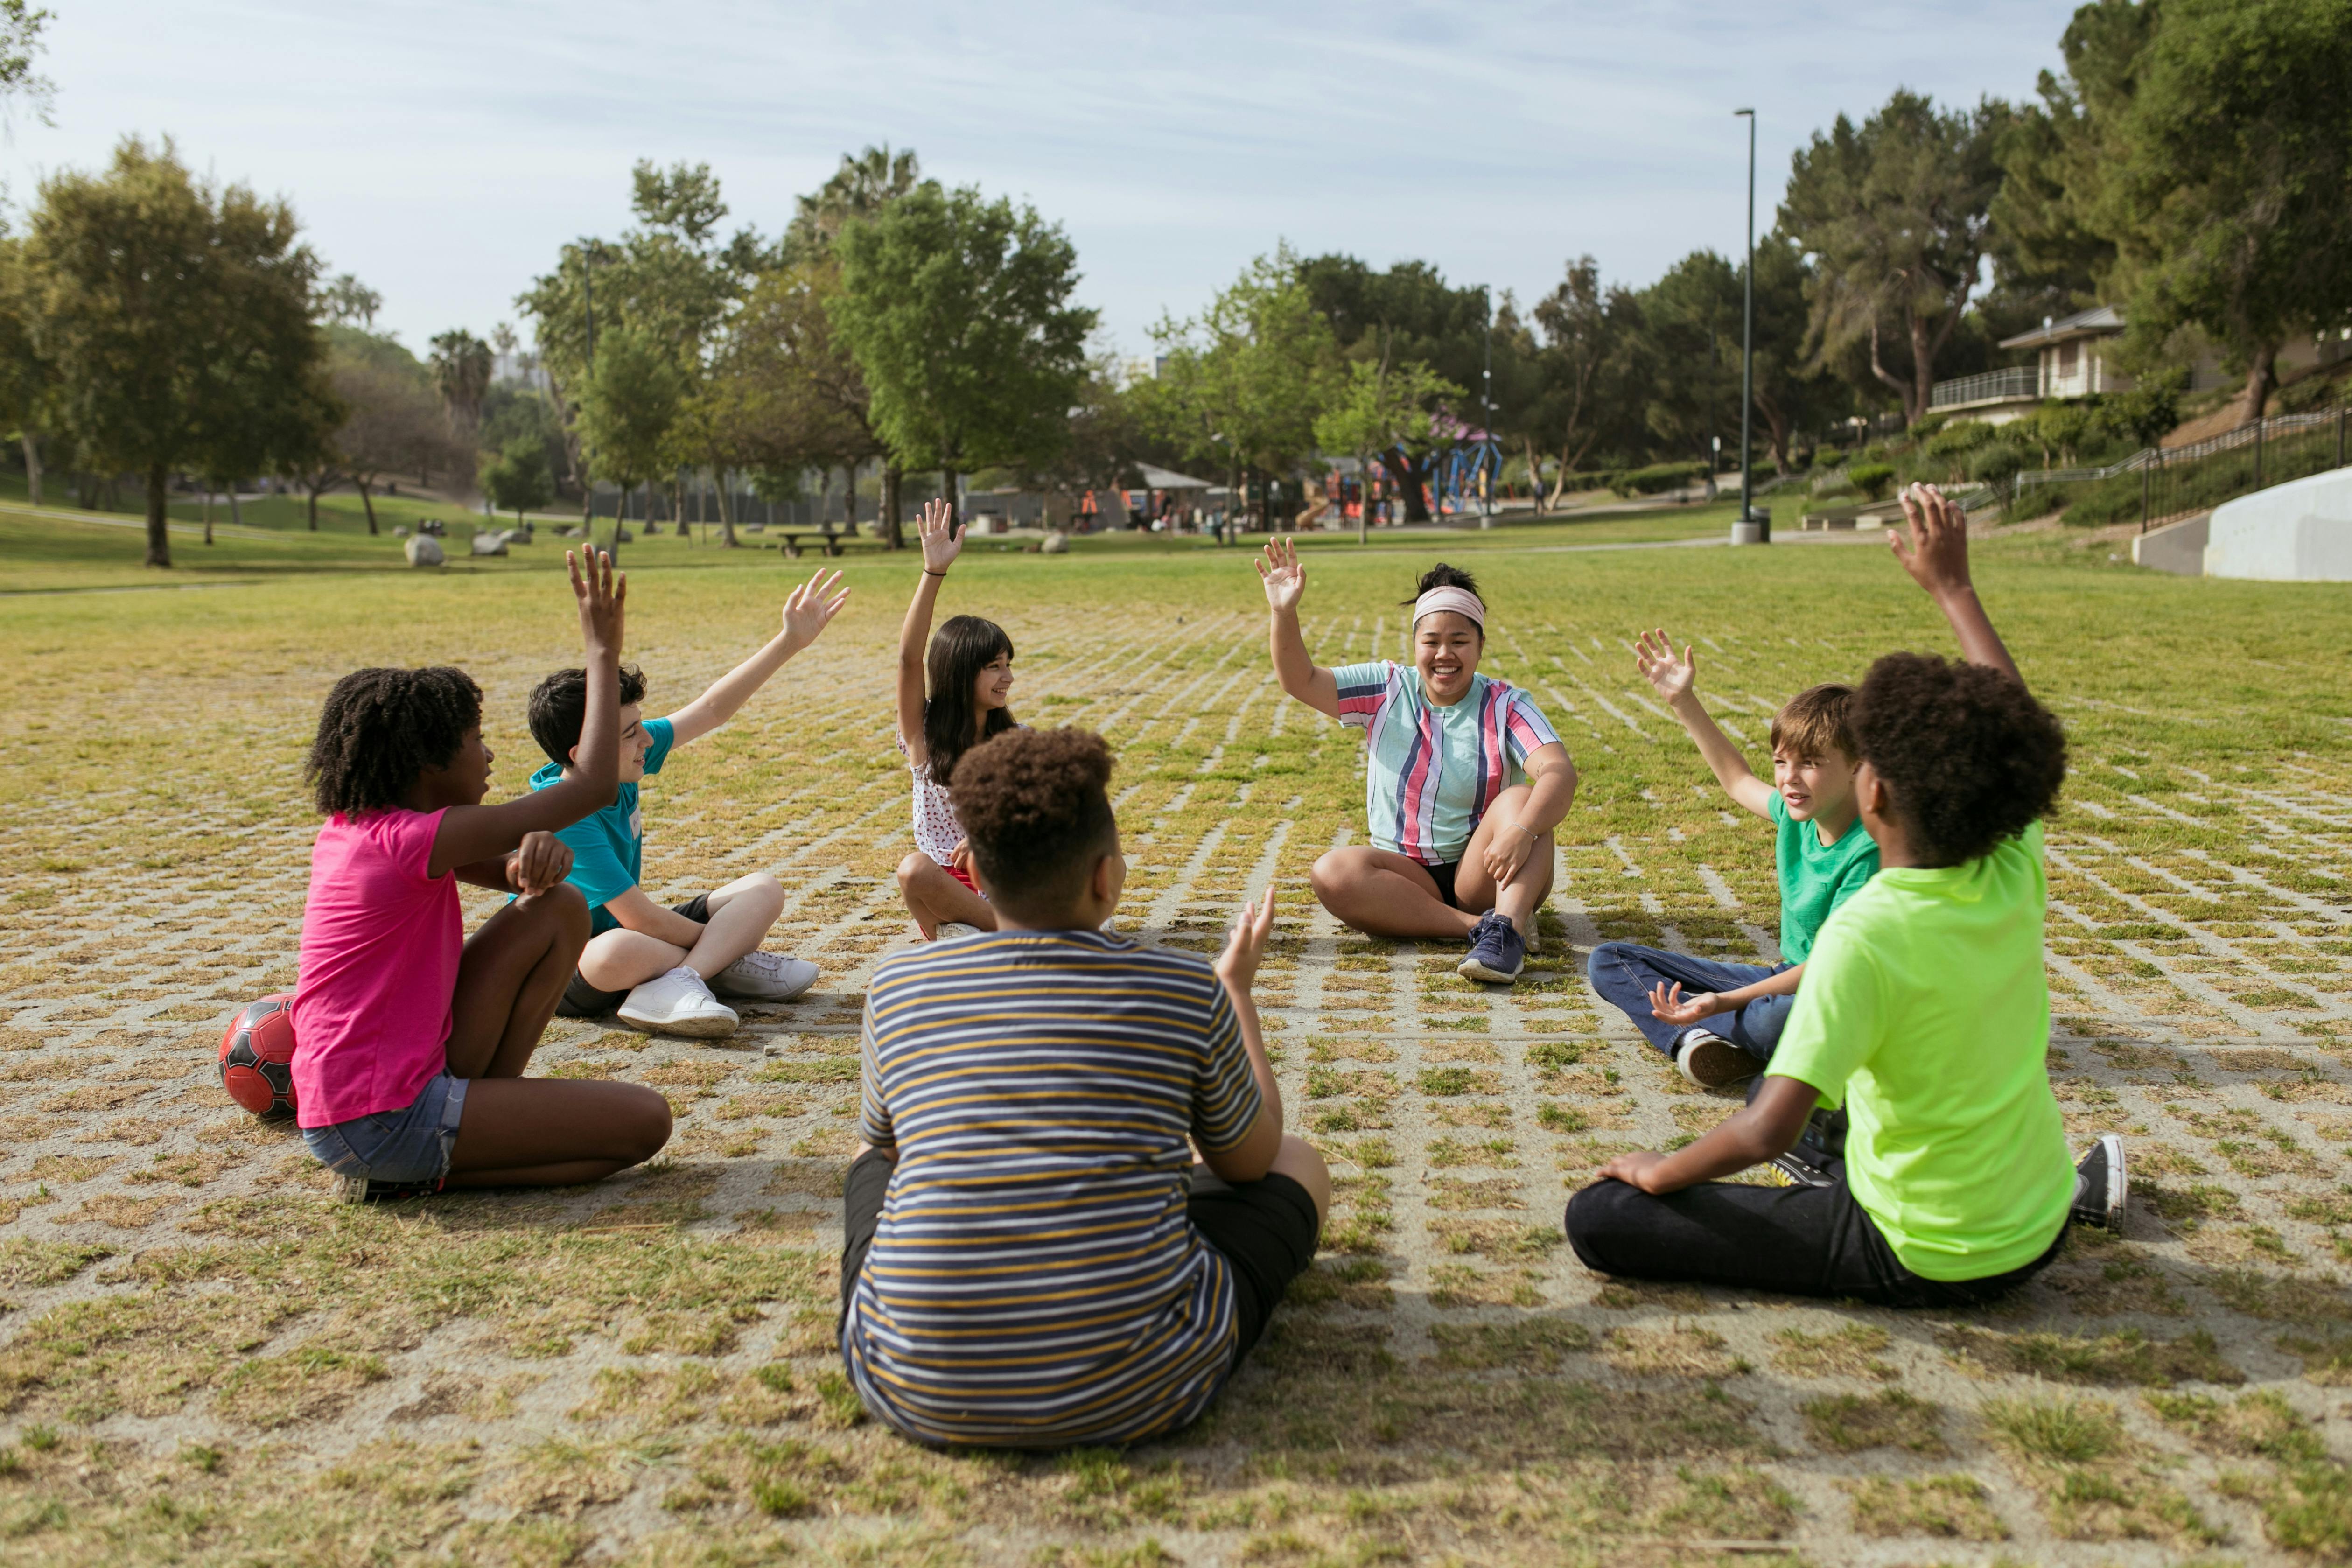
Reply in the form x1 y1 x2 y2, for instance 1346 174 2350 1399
840 728 1330 1448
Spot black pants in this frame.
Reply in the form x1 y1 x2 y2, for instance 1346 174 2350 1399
838 1150 1319 1356
1564 1166 2063 1309
555 893 711 1017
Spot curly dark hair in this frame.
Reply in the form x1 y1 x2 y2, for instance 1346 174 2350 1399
952 727 1116 913
306 666 483 816
1849 652 2066 867
529 664 648 765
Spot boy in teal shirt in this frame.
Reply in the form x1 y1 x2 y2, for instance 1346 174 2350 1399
1586 662 1877 1087
529 569 848 1038
1566 484 2123 1308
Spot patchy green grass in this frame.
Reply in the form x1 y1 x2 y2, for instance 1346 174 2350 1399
0 520 2346 1562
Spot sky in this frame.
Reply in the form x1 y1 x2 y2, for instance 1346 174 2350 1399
5 0 2082 361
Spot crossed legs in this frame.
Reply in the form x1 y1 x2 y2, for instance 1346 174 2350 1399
897 852 996 940
1310 786 1554 941
575 872 788 994
442 883 671 1188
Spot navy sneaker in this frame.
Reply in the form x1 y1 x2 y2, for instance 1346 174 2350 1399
2071 1134 2126 1227
1456 910 1526 983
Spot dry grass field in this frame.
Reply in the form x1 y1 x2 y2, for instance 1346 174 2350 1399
1 515 2349 1566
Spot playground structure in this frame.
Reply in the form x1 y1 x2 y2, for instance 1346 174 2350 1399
1316 420 1503 527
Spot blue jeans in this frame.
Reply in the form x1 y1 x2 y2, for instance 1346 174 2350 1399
1586 943 1793 1062
301 1071 468 1183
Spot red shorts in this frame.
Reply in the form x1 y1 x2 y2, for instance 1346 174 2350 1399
945 859 978 894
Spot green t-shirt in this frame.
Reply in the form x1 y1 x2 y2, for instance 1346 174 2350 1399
1769 820 2072 1281
1769 790 1879 962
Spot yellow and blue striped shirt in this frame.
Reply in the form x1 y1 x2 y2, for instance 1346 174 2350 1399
842 931 1264 1447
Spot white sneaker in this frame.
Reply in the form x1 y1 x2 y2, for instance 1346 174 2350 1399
1673 1028 1755 1088
710 951 819 1001
617 966 740 1038
937 921 983 940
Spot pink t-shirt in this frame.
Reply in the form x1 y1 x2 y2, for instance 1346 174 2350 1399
291 808 461 1127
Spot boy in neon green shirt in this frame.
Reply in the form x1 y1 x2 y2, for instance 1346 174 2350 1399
1565 483 2124 1306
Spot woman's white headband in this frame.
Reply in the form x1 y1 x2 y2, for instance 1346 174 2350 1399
1413 585 1486 631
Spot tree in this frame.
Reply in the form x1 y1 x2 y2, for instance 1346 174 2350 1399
1300 255 1492 521
2096 0 2352 425
1528 256 1644 503
1314 355 1464 542
0 236 53 505
0 0 54 126
830 182 1094 542
320 272 383 329
1022 358 1148 527
694 260 884 544
1781 90 2005 424
429 329 493 454
334 357 447 532
481 435 554 523
24 137 327 567
1140 249 1339 529
578 326 682 532
784 145 924 263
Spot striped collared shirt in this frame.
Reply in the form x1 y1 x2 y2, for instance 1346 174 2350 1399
1332 661 1561 865
842 931 1263 1447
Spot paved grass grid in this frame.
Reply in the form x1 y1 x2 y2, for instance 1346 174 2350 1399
0 536 2347 1566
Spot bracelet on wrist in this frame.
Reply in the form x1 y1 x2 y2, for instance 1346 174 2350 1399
922 567 947 577
1511 822 1541 840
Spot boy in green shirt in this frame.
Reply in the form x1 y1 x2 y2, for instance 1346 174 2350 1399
1587 666 1877 1088
1565 483 2125 1307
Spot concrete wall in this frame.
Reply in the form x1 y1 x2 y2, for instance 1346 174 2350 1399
2131 512 2208 576
2205 467 2352 581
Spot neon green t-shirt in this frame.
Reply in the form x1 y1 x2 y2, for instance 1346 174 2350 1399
1769 820 2072 1280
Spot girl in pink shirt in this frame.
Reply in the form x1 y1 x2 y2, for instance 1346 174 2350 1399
291 551 671 1202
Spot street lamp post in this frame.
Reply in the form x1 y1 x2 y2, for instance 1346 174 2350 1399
1733 107 1766 545
1481 289 1496 530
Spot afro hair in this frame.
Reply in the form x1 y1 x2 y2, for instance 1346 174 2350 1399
1850 652 2066 867
305 666 483 817
950 727 1117 913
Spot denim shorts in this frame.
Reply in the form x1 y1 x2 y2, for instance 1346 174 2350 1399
301 1071 468 1183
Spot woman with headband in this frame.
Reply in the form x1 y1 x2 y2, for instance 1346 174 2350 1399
1255 540 1576 983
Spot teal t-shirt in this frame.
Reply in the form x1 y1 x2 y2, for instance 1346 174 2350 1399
1768 790 1878 962
528 716 675 935
1770 820 2072 1280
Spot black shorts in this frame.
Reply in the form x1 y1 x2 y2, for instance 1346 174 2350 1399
555 893 710 1017
1422 859 1463 910
837 1149 1320 1358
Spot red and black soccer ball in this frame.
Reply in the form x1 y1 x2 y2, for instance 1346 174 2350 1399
217 994 298 1122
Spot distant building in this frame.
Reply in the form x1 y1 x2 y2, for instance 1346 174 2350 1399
1928 306 2348 426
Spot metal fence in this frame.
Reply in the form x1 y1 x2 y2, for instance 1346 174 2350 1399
2010 403 2352 530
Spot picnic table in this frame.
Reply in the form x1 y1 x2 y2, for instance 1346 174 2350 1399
775 523 850 558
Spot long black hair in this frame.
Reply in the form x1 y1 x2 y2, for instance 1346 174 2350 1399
924 614 1016 785
305 666 482 816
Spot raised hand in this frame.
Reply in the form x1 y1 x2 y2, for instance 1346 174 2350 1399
568 547 625 656
1647 981 1725 1028
1889 483 1972 599
1255 537 1306 615
508 831 574 897
916 497 962 575
1214 889 1277 993
1632 629 1696 706
781 567 849 651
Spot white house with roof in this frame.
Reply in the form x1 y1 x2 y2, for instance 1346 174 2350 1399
1928 307 2346 426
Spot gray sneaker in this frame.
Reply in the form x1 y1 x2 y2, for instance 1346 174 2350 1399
2072 1134 2127 1227
711 951 819 1001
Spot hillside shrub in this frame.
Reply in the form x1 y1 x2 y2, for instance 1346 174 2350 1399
1608 462 1707 497
1847 462 1897 500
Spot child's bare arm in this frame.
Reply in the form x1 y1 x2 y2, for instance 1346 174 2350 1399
1890 483 2023 689
896 500 959 763
1201 892 1284 1182
1596 1073 1819 1193
1634 629 1774 818
430 552 624 876
602 885 706 947
1647 962 1804 1026
451 832 572 896
666 569 849 745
